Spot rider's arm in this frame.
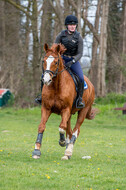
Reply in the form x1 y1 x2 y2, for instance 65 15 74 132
73 35 83 62
55 32 62 43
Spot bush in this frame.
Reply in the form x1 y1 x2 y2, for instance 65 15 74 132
95 93 126 105
7 94 14 107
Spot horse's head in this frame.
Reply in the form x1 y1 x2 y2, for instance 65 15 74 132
42 43 66 86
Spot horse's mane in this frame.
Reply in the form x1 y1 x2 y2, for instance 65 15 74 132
46 43 66 55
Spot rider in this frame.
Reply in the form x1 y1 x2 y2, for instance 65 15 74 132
55 15 85 108
35 15 85 108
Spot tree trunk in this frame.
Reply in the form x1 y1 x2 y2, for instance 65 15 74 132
122 1 126 54
82 0 88 38
31 1 40 96
97 0 109 97
0 1 6 88
121 1 126 92
40 0 53 55
90 0 101 92
77 0 82 34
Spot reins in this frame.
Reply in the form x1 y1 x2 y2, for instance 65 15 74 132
42 54 67 79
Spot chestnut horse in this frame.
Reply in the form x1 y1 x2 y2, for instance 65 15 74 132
32 43 95 160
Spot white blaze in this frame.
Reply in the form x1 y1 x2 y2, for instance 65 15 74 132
43 55 54 84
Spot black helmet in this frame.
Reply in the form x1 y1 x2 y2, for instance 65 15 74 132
65 15 78 25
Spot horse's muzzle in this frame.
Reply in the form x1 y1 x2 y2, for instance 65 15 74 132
43 73 52 86
44 79 52 86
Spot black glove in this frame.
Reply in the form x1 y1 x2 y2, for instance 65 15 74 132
65 59 76 68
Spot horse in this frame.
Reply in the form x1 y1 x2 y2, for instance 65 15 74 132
32 43 95 160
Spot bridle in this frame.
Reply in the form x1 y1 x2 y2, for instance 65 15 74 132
42 54 66 81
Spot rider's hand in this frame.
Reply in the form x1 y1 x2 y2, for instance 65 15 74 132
65 59 76 68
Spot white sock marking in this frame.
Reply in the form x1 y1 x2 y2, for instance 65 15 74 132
73 129 78 138
59 128 65 134
35 144 37 149
66 135 70 144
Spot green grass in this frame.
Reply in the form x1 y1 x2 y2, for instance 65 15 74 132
0 103 126 190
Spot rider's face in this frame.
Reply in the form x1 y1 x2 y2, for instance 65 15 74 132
67 24 76 32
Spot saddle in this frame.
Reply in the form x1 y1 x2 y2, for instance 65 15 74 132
67 68 88 92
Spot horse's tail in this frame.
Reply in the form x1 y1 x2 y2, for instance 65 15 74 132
86 107 99 120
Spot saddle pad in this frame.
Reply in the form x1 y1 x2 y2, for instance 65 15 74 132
84 81 88 90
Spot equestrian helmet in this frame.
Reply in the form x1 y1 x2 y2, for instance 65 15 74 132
65 15 78 25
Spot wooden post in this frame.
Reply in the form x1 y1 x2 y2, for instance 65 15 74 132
114 103 126 115
123 103 126 115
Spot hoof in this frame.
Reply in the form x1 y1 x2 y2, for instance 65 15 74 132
61 155 69 160
32 149 41 159
59 140 66 147
32 155 40 159
61 155 71 160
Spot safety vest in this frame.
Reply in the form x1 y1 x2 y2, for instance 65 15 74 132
60 30 79 56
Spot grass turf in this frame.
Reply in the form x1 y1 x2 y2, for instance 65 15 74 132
0 104 126 190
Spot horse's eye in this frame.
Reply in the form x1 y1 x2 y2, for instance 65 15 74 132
55 62 58 65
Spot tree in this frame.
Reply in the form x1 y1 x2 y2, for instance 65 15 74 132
0 0 126 106
97 0 109 96
0 0 23 96
89 0 102 93
106 0 126 94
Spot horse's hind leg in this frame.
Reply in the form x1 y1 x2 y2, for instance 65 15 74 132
65 107 89 157
66 117 73 147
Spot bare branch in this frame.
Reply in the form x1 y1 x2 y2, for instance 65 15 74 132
83 17 100 43
49 0 59 16
2 0 32 19
68 0 77 10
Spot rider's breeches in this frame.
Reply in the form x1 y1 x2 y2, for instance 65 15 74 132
62 56 84 83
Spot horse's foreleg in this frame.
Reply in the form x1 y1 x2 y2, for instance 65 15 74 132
65 108 89 158
61 117 73 160
32 107 51 159
59 108 71 147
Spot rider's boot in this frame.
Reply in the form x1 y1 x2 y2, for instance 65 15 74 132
35 80 43 105
76 81 85 108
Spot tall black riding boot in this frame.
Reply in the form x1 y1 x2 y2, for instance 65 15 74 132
76 81 85 108
35 79 43 105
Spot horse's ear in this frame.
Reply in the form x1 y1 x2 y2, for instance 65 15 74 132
55 43 66 55
44 43 49 52
55 44 61 54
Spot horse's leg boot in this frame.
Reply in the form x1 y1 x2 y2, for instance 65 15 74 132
32 149 41 159
32 133 43 159
59 133 66 147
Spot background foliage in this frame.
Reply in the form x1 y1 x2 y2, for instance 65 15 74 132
0 0 126 106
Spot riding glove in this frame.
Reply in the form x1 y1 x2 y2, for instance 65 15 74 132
65 59 76 68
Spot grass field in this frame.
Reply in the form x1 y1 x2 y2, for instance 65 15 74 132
0 99 126 190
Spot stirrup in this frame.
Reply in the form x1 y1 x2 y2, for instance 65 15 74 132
76 97 85 108
35 94 42 105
